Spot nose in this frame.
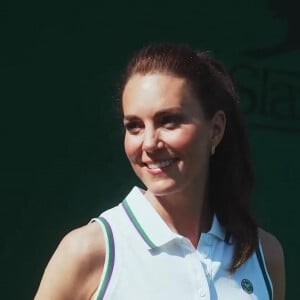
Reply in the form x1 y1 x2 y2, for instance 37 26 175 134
142 126 163 152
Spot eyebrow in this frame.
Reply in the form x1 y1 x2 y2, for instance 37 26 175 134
123 107 183 121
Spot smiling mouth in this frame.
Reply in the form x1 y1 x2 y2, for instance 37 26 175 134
144 159 177 169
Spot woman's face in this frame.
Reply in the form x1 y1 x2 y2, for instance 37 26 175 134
122 73 224 196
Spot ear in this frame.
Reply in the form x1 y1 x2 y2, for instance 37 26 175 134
210 110 226 149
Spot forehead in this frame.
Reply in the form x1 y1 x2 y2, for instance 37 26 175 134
122 73 202 115
124 73 189 94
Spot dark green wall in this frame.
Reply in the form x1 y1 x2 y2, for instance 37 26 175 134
2 1 299 298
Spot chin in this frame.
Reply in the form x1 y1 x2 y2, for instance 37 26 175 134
145 180 182 197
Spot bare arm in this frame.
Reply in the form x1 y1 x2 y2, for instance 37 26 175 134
259 228 285 300
34 222 105 300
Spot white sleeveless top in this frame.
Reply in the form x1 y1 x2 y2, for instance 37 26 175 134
92 187 273 300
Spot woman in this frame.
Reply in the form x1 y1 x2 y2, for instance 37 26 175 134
34 44 285 299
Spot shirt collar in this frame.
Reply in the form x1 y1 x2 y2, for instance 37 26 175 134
208 215 232 243
122 186 231 249
121 186 179 249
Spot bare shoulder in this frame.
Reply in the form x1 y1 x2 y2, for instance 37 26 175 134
258 228 285 300
34 221 106 300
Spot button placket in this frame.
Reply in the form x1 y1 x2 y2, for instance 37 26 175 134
188 248 210 300
199 235 215 291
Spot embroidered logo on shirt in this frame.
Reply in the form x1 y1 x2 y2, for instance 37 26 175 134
241 279 254 294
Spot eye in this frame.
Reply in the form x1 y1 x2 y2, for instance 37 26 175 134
124 120 144 134
160 114 183 129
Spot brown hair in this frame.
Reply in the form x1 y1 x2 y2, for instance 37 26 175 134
120 43 257 272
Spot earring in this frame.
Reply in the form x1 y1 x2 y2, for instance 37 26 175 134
211 145 216 155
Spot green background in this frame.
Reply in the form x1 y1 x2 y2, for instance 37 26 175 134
2 0 299 299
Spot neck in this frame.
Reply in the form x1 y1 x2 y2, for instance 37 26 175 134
145 183 213 248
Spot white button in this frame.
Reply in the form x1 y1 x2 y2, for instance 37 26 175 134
199 289 206 297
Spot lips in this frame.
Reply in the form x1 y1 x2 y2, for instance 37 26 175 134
144 159 177 169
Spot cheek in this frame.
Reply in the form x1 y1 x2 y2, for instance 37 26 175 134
124 134 141 162
169 132 211 166
166 128 207 153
